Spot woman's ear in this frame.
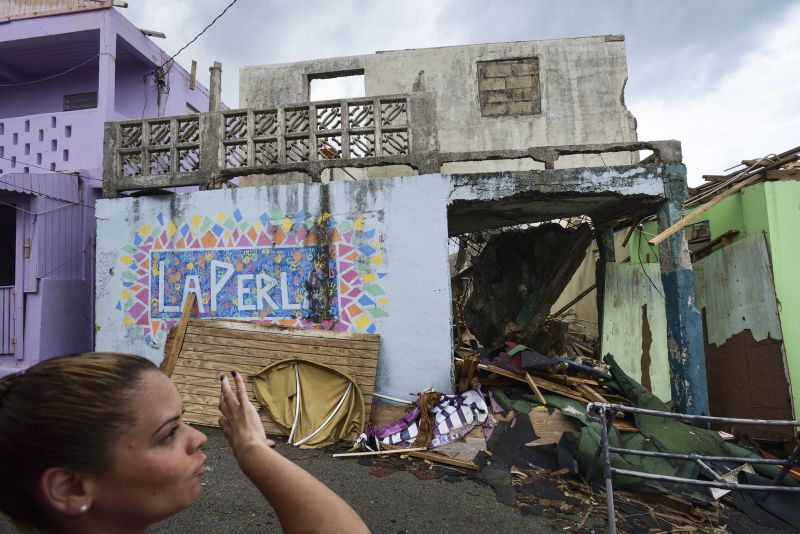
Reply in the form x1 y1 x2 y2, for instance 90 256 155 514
39 467 92 515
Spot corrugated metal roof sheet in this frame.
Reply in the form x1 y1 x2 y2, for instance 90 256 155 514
0 172 81 203
0 0 112 23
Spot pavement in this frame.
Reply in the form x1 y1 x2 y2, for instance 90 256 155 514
0 426 559 534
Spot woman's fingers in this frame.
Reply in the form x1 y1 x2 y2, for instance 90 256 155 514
219 375 235 415
232 371 249 406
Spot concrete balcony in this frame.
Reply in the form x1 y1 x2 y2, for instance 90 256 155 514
101 93 439 197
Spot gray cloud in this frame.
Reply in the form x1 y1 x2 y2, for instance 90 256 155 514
123 0 799 178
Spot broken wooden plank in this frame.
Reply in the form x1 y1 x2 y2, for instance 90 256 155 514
332 447 428 459
612 419 639 433
382 444 479 470
575 383 609 404
650 175 760 246
689 229 739 260
527 407 577 445
189 59 197 90
524 372 547 405
457 358 590 404
159 293 195 378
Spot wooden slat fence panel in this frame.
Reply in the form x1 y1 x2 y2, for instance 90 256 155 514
169 318 380 439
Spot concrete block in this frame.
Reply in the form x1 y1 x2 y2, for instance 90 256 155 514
482 102 509 116
479 77 506 91
511 61 537 75
483 90 510 104
482 62 513 78
511 88 534 101
508 101 535 115
504 75 533 90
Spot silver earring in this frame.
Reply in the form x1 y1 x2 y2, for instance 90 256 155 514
79 504 89 513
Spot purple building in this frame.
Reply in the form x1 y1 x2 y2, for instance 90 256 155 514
0 1 212 375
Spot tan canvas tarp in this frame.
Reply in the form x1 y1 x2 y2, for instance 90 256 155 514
253 358 365 448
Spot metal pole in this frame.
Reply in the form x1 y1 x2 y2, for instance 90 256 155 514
599 406 617 534
587 402 800 427
769 445 800 488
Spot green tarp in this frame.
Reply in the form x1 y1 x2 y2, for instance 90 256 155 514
489 354 795 500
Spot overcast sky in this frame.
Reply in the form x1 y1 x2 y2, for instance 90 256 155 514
124 0 800 185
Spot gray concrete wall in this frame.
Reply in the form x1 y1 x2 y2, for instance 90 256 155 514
95 177 454 399
240 36 638 173
94 168 665 397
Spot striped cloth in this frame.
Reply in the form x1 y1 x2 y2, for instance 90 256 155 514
360 389 489 450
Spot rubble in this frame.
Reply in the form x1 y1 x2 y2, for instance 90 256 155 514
344 341 799 533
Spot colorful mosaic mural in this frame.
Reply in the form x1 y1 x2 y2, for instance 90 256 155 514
116 207 388 347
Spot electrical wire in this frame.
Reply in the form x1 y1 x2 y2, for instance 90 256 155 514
635 227 665 300
0 198 82 217
0 155 103 184
0 179 96 210
153 0 239 73
0 53 110 87
37 237 95 279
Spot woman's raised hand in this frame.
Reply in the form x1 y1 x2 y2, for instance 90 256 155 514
218 371 275 459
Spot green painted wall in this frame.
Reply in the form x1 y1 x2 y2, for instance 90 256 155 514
628 183 769 264
762 181 800 419
625 181 799 418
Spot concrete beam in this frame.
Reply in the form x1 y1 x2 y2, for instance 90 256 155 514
448 163 668 202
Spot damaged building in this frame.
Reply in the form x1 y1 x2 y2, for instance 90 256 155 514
92 35 717 420
53 22 800 531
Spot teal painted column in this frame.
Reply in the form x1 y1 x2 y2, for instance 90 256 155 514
658 164 710 416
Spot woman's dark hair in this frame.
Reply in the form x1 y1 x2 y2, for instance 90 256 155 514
0 352 156 529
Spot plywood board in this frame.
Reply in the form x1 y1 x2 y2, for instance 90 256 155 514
526 408 577 446
170 318 380 437
600 262 670 401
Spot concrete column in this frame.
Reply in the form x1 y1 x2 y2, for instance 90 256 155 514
98 12 117 116
209 61 222 112
658 164 709 416
593 223 615 340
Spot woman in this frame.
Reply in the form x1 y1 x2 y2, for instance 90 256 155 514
0 352 370 533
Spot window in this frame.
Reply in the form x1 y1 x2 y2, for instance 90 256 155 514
686 221 711 254
64 92 98 111
308 71 365 102
476 58 541 117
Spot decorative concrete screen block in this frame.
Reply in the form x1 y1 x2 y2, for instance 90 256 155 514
477 57 541 117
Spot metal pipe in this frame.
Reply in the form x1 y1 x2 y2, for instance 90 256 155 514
599 406 617 534
769 445 800 488
587 402 800 427
695 458 723 481
589 402 800 531
605 446 789 466
610 467 800 492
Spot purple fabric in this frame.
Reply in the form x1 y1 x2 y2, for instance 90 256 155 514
369 406 421 438
362 390 489 448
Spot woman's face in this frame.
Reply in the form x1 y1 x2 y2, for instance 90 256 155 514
87 369 207 528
